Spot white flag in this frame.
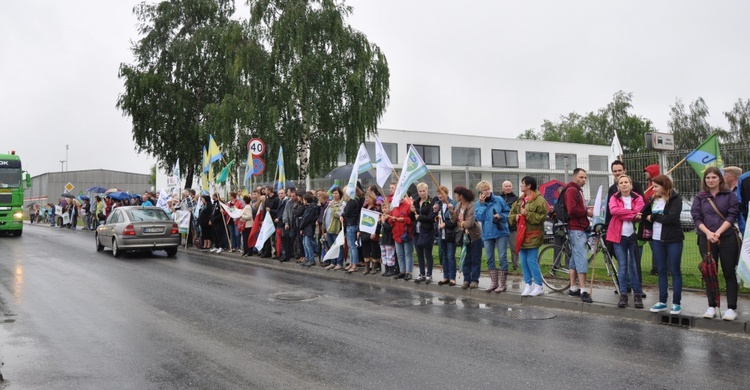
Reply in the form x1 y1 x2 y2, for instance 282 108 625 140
254 211 276 251
609 132 623 166
345 144 374 199
391 145 429 208
374 136 394 188
219 200 244 219
323 231 346 260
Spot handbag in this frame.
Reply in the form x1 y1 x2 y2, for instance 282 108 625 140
706 197 742 248
455 230 464 246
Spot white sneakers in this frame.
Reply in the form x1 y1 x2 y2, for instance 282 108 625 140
215 248 223 254
724 309 738 321
529 284 544 297
521 284 532 296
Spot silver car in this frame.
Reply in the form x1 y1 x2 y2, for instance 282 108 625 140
96 206 180 257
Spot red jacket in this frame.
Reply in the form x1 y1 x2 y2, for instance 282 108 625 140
564 181 590 231
390 200 413 243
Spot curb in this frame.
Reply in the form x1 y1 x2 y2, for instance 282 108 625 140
183 247 750 335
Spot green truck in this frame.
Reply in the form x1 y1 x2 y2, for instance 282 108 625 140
0 151 32 236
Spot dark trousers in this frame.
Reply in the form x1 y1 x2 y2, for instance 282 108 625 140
416 242 434 277
282 228 296 261
698 234 740 310
242 226 252 255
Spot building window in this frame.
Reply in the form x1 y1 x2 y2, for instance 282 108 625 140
589 155 609 172
525 151 549 169
555 153 577 170
452 172 482 191
365 141 399 165
492 149 519 168
492 173 519 195
451 147 481 167
409 144 440 165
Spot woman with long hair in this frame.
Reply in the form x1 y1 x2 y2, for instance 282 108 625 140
198 195 213 252
607 175 646 308
413 182 437 283
451 186 482 289
360 190 382 274
509 177 548 296
691 166 741 320
323 187 346 270
640 175 684 315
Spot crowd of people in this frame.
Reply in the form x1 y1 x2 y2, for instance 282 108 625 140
28 161 748 322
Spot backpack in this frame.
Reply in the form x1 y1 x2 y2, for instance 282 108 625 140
553 186 581 223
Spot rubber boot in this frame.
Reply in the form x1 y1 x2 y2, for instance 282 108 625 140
382 265 393 277
485 270 499 292
363 261 372 275
494 271 508 293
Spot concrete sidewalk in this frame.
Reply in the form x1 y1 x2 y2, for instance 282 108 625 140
189 246 750 335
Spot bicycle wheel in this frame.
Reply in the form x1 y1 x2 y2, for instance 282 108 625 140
537 245 571 291
587 250 621 295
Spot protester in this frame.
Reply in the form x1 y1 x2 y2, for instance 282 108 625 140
360 190 382 274
390 193 415 280
323 187 345 270
378 201 397 277
565 168 594 303
642 164 660 201
198 195 213 252
691 167 741 321
452 186 482 289
298 192 319 267
640 175 684 315
475 180 510 293
413 182 437 283
281 189 299 262
499 181 519 270
210 193 228 254
509 176 548 296
436 186 457 286
260 186 279 258
274 188 288 259
341 185 364 274
227 192 243 252
607 175 646 308
240 195 255 257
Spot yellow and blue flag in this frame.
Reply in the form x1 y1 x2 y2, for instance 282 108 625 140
208 135 223 163
686 133 722 177
276 147 286 191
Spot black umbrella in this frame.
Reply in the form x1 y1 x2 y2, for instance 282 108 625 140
325 164 375 181
61 193 75 199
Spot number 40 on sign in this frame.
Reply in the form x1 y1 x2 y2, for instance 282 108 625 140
247 138 265 157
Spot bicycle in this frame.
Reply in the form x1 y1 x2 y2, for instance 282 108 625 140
537 223 620 294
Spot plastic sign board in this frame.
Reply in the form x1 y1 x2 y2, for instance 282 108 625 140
65 182 75 192
251 157 266 176
247 138 266 157
644 132 675 151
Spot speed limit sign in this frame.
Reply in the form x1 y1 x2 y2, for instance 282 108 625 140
247 138 266 157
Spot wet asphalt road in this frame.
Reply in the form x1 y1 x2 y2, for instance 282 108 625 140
1 225 750 389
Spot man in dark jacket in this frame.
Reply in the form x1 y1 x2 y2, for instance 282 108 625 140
500 180 519 270
565 168 594 303
260 186 280 258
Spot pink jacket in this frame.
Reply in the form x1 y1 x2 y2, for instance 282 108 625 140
606 192 645 244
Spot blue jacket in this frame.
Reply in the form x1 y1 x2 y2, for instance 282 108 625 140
474 193 510 239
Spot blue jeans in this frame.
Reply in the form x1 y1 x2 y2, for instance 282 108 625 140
439 238 457 280
326 232 345 266
567 230 589 274
650 240 683 305
229 224 241 250
462 239 482 282
613 235 642 294
484 236 509 271
520 247 542 285
345 225 359 265
415 242 434 277
395 240 414 274
303 235 315 261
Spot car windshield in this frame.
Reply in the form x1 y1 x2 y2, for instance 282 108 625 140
0 168 21 188
127 208 170 222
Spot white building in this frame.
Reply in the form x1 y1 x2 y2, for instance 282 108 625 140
156 128 613 199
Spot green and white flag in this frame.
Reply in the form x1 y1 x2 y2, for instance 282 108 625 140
345 143 374 199
391 145 429 208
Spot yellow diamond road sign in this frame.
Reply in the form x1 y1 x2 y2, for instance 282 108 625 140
65 182 74 193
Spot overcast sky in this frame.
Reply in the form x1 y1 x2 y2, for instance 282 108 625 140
3 0 750 178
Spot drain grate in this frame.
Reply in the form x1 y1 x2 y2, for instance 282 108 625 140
271 291 320 302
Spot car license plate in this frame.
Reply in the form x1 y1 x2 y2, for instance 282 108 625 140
143 227 164 233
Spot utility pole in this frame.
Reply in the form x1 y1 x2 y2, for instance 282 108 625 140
60 160 65 172
65 144 69 171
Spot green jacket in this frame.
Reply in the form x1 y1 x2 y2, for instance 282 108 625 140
509 191 548 249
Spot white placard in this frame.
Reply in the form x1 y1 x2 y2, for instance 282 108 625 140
358 208 380 235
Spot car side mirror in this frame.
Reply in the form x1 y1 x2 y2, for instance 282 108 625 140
25 172 31 188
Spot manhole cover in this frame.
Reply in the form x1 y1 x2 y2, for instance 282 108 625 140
271 291 320 302
497 308 557 320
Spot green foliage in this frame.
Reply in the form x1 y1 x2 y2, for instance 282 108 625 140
519 91 654 153
723 98 750 144
668 97 725 150
149 164 156 186
248 0 390 182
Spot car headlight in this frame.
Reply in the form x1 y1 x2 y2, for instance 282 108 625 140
14 212 23 219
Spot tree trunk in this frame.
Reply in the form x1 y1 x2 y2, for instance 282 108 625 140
184 166 194 189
